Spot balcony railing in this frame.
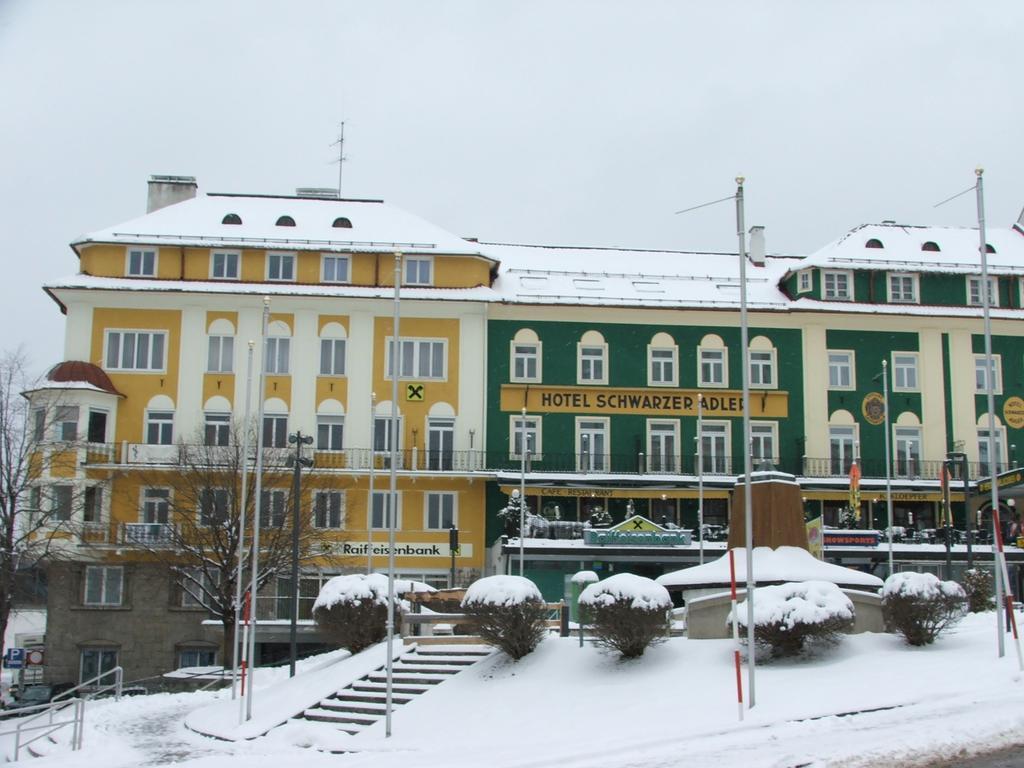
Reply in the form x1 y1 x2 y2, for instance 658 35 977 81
120 523 177 547
78 442 999 482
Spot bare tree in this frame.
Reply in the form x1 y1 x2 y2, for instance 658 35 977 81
119 424 347 665
0 349 85 662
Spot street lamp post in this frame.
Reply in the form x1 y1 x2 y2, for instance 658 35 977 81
882 360 894 577
367 392 376 575
947 452 972 568
231 340 255 703
697 394 705 565
288 430 313 678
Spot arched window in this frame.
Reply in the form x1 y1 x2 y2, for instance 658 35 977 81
319 322 347 377
203 396 232 446
316 398 345 451
698 334 727 387
511 328 541 383
827 410 857 475
921 241 940 252
647 332 677 387
865 238 884 249
748 335 777 389
221 213 242 225
332 217 353 229
577 331 607 385
275 215 296 227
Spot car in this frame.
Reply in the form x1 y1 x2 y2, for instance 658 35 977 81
5 682 76 711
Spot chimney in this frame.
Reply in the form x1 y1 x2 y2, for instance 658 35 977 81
748 225 766 266
147 175 197 213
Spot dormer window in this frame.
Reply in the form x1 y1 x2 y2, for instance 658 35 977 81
275 215 296 227
332 217 352 229
865 238 884 249
887 273 919 304
222 213 242 225
986 243 996 254
823 270 853 301
922 241 940 252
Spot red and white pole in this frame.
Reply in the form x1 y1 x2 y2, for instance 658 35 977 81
729 549 744 721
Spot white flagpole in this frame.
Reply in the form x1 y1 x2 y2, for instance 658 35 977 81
231 340 255 705
386 253 402 737
245 298 270 720
736 177 756 708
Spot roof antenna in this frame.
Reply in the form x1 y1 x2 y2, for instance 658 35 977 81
330 122 347 197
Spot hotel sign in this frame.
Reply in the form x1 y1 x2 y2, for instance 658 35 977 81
501 385 788 418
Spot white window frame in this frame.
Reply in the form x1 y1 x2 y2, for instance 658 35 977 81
576 417 609 472
797 269 812 293
83 485 103 524
968 276 999 307
648 345 678 387
385 338 447 380
749 348 777 389
204 411 231 446
316 414 344 451
263 414 289 448
313 490 346 529
371 490 402 530
750 421 779 465
84 565 123 606
126 247 157 277
698 347 727 388
105 330 167 372
828 424 859 475
55 405 79 442
51 485 73 521
145 410 174 445
577 343 608 385
265 337 291 374
424 492 457 530
894 426 922 478
978 425 1007 477
823 270 853 301
199 488 230 527
827 350 855 390
207 335 234 373
699 420 730 474
891 352 920 392
510 341 542 383
141 487 170 524
210 251 240 280
510 415 541 460
266 252 296 282
179 568 219 609
975 354 1003 394
321 254 350 284
646 419 679 473
404 256 433 286
319 338 346 376
887 273 919 304
259 489 288 528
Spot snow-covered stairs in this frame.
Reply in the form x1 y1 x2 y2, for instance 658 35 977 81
301 645 492 735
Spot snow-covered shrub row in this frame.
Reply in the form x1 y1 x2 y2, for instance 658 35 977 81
959 568 995 613
312 573 429 653
579 573 672 659
461 575 549 660
731 581 854 659
881 572 966 646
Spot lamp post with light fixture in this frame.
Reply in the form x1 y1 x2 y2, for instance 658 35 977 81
287 430 313 678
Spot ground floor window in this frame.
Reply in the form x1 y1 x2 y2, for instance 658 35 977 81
80 647 118 685
177 647 217 668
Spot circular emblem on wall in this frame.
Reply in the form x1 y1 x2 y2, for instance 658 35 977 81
1003 396 1024 429
862 392 886 426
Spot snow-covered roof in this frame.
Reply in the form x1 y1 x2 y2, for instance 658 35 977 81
656 546 884 589
482 242 797 310
72 193 491 259
794 222 1024 276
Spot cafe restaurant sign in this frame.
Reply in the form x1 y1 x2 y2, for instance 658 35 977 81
583 515 692 546
501 385 788 418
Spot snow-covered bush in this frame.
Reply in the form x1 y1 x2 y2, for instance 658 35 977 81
881 572 966 646
959 568 995 613
731 581 855 659
461 575 548 660
579 574 672 659
312 574 415 653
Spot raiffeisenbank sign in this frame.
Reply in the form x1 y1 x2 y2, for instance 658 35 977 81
583 515 692 546
501 385 788 418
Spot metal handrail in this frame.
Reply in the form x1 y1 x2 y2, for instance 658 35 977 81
0 697 84 760
52 665 123 703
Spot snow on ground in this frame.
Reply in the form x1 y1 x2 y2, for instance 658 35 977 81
4 612 1024 767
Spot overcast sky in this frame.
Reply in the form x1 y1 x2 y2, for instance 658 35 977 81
2 0 1022 375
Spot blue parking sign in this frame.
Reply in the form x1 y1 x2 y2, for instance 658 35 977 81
3 648 25 669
